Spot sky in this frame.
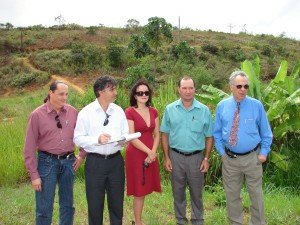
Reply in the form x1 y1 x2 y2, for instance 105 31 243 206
1 0 300 40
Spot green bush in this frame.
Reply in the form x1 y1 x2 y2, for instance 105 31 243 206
201 43 219 55
31 49 73 74
11 73 36 87
170 41 197 64
107 40 124 68
124 64 154 87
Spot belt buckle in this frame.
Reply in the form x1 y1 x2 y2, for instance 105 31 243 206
66 153 72 160
227 151 237 158
105 154 108 159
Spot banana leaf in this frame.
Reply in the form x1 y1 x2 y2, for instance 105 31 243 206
273 60 288 84
270 151 289 172
273 116 300 138
241 60 261 100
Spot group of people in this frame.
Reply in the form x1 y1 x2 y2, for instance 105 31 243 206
23 71 272 225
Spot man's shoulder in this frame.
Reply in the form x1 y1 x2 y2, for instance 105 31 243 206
79 101 96 113
246 96 262 105
31 104 46 115
65 104 77 112
166 99 180 109
110 103 124 112
217 96 232 107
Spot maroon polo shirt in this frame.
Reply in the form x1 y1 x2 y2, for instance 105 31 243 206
23 101 86 181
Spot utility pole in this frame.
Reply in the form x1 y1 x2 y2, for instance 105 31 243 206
242 24 247 33
228 23 234 34
178 16 181 43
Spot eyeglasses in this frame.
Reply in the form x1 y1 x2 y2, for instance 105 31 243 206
235 84 249 89
135 91 150 97
55 115 62 129
103 112 110 126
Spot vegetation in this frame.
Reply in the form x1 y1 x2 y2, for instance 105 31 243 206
0 17 299 224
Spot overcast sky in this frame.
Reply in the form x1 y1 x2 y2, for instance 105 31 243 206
1 0 300 40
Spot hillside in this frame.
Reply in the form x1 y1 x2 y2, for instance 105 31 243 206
0 24 299 96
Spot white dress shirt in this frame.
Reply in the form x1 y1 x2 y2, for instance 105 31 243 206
74 99 129 155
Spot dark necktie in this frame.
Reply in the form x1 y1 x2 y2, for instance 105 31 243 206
229 102 240 147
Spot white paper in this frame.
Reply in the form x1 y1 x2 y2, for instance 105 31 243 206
94 132 141 145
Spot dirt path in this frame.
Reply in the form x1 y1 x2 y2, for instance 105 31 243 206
20 57 85 95
51 75 85 95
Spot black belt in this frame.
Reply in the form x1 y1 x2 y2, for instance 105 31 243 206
39 151 74 159
225 145 260 158
89 151 120 159
171 148 201 156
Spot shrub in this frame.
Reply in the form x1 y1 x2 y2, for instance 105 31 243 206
106 37 124 68
170 41 197 64
261 44 273 57
128 34 152 59
11 73 36 87
125 64 154 87
201 43 219 55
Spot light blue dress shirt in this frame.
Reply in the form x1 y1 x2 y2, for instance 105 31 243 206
160 99 213 152
213 96 273 156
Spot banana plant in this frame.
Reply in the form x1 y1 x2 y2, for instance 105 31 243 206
200 56 300 172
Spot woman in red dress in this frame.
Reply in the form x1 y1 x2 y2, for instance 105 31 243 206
125 80 161 225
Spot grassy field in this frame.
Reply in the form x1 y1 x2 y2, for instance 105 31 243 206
0 180 299 225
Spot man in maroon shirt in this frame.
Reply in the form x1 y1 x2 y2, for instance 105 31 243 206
23 81 86 225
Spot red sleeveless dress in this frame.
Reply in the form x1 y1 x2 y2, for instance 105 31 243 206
125 107 162 197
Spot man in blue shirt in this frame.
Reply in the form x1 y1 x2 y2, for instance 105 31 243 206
161 76 213 225
213 71 273 225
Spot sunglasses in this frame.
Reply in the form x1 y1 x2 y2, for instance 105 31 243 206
235 84 249 89
103 112 110 126
55 115 62 129
135 91 150 97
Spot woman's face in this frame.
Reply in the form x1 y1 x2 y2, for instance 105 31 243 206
135 85 150 105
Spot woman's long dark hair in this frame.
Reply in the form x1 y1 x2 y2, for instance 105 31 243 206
129 80 153 107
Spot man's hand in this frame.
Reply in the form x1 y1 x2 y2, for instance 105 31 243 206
164 157 173 172
32 178 42 192
200 159 209 172
258 154 267 164
98 133 111 144
73 156 84 171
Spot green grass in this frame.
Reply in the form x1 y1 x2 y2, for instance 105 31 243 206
0 180 299 225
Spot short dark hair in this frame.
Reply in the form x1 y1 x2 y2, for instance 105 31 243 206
130 80 153 107
93 75 117 98
44 81 67 103
177 76 195 87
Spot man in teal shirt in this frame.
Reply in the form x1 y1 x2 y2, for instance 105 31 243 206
160 76 213 225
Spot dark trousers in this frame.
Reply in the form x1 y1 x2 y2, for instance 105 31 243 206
85 152 125 225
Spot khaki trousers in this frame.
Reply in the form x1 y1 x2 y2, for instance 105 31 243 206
222 151 265 225
170 150 205 225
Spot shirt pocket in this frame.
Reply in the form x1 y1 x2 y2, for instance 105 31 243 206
190 120 204 133
244 118 257 134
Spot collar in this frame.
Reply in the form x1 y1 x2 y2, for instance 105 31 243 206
231 95 248 106
45 101 67 114
176 98 201 110
93 99 114 114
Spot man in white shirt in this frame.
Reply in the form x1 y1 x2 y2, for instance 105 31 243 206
74 75 129 225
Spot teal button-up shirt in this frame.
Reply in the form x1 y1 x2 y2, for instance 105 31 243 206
160 99 213 152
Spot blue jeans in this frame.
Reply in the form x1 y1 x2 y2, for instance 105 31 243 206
36 151 75 225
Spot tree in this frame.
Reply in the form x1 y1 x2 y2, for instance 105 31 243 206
54 14 65 26
125 19 140 31
128 34 151 58
144 17 173 55
143 17 173 75
5 22 13 30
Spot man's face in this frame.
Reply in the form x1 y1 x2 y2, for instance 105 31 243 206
49 83 68 109
230 75 249 102
178 79 195 102
99 85 117 103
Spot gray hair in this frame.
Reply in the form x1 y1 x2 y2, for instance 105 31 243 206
229 71 249 85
